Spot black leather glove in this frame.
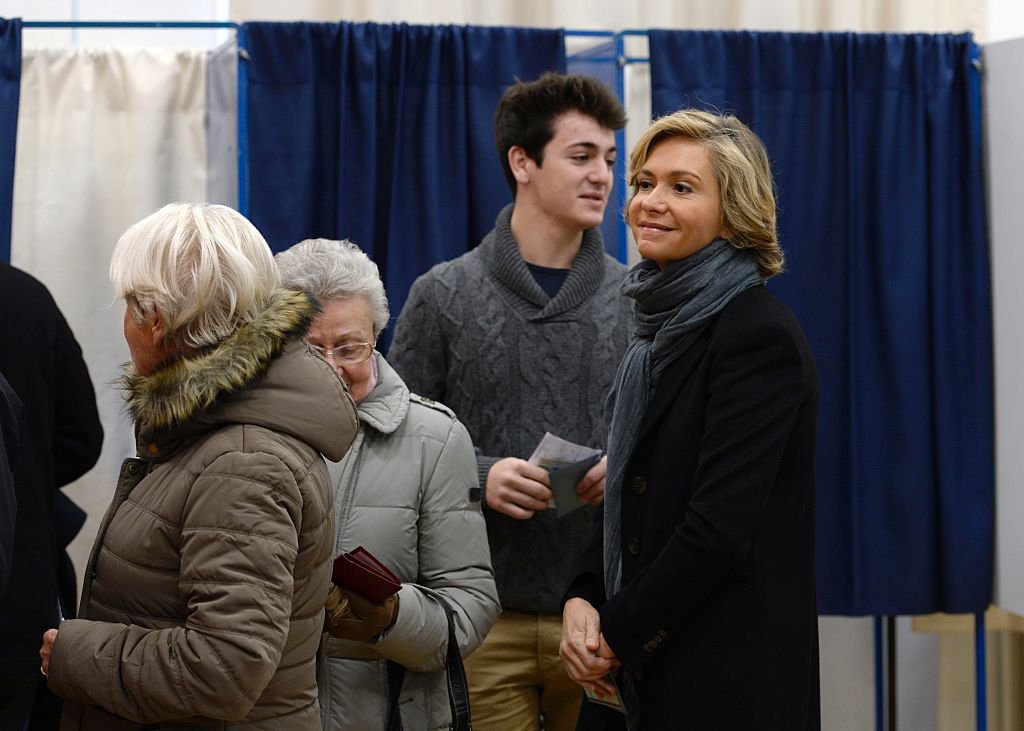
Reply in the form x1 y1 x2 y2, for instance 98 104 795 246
324 585 400 642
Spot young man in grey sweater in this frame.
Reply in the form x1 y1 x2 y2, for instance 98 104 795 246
388 72 630 731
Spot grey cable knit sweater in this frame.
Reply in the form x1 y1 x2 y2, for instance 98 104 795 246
388 204 632 613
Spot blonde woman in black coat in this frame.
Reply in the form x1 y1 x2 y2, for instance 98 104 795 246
561 110 820 730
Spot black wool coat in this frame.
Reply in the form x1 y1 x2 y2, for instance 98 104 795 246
569 285 821 730
0 263 103 670
0 372 21 599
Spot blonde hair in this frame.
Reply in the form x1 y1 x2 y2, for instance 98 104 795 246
275 238 390 336
627 109 783 278
110 203 280 349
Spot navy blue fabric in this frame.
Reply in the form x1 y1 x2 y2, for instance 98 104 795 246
525 262 569 299
648 31 992 615
0 19 21 264
243 21 565 345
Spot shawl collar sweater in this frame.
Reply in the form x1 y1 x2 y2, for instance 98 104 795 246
484 204 611 320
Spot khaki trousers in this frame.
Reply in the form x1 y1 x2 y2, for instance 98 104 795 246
465 610 583 731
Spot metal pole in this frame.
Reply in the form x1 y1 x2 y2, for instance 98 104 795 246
887 615 897 730
613 32 627 264
23 21 240 29
976 611 987 731
236 27 249 217
874 615 884 731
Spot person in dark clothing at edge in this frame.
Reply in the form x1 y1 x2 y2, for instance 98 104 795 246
560 109 820 730
388 72 631 731
0 261 104 730
0 371 21 599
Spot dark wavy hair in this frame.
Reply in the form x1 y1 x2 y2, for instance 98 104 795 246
494 72 626 195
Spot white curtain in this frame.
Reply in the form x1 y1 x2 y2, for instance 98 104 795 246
10 45 237 587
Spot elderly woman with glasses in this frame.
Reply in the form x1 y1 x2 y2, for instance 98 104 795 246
275 238 499 731
37 203 358 730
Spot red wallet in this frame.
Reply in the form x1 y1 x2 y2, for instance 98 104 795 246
331 546 402 602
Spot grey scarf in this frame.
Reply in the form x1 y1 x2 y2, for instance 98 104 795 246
603 240 763 596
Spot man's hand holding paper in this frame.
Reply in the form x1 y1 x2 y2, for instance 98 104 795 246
528 432 605 517
485 457 552 520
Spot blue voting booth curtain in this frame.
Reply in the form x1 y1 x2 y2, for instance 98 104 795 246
0 18 21 264
243 21 565 345
567 40 625 261
648 31 992 615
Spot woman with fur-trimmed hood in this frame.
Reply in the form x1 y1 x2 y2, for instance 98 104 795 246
38 203 359 730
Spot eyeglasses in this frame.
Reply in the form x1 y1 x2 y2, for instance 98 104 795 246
307 341 374 365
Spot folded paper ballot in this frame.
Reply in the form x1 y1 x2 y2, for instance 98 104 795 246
528 432 603 517
332 546 402 602
548 453 603 517
584 673 627 713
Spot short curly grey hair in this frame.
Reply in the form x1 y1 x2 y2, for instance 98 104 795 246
275 239 390 336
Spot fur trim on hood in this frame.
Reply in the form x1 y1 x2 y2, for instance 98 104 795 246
121 289 319 431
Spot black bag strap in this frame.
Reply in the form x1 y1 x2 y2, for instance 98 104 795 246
386 659 404 731
442 602 472 730
386 598 472 731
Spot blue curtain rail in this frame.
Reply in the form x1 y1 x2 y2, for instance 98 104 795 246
23 21 240 29
20 22 640 34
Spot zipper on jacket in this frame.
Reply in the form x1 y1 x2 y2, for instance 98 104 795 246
78 458 148 613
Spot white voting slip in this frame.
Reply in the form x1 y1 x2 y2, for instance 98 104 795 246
528 432 603 517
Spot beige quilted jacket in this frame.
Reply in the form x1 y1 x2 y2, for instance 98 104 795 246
48 290 357 730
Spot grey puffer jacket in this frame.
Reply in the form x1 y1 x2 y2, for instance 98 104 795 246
318 354 499 731
48 290 358 730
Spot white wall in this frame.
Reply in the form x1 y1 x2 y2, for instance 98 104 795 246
986 35 1024 615
987 0 1024 42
